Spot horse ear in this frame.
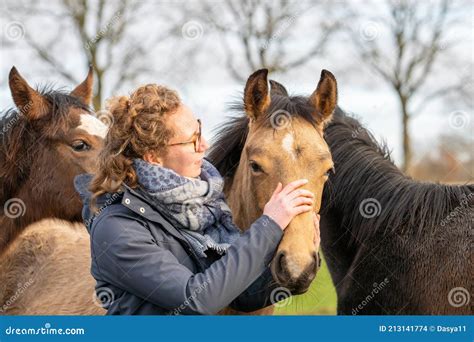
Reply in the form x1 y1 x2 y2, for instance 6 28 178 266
270 80 289 97
309 69 337 127
71 65 94 106
9 66 49 120
244 69 271 121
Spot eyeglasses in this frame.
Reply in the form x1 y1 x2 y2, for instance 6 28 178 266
167 119 202 152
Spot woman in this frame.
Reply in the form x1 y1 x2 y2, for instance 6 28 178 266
74 84 318 315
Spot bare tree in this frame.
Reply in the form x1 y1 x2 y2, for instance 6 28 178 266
347 0 470 171
189 0 343 82
2 0 180 109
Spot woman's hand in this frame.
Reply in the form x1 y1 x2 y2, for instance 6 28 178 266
263 179 314 230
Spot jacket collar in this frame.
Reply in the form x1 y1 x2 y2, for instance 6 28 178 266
121 184 188 243
122 185 210 270
74 174 197 255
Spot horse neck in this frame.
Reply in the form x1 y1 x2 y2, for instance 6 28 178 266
319 129 409 284
325 157 408 219
0 174 30 254
321 118 473 269
0 186 41 255
0 174 82 256
321 121 405 239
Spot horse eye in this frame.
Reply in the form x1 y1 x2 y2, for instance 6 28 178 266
71 140 90 152
249 161 264 173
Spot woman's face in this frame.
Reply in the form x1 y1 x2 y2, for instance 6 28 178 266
144 104 209 178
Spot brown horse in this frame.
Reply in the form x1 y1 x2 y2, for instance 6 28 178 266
209 69 337 314
0 67 107 314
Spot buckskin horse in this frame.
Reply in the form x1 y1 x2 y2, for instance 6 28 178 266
210 69 338 314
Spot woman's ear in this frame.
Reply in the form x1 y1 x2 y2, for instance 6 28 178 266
143 152 162 165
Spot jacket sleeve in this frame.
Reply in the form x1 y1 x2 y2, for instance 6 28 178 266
91 213 283 315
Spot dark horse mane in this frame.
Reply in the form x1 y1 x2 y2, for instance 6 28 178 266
208 106 473 244
0 85 91 204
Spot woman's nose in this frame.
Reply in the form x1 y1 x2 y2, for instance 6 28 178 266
198 136 209 152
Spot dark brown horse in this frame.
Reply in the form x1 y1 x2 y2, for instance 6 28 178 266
0 67 107 314
209 89 472 315
320 108 473 315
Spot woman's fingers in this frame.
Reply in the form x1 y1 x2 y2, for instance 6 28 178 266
288 189 314 201
264 180 316 230
270 182 283 200
293 204 313 215
279 179 308 196
291 197 314 207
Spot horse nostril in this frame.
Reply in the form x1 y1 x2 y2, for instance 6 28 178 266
313 252 321 270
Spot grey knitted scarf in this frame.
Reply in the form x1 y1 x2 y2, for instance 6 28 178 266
133 158 241 258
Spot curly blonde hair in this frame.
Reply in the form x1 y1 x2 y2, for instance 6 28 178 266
89 84 181 210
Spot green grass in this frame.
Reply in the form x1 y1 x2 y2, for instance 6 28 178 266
273 254 337 315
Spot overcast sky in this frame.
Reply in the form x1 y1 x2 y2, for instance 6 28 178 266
1 0 472 166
